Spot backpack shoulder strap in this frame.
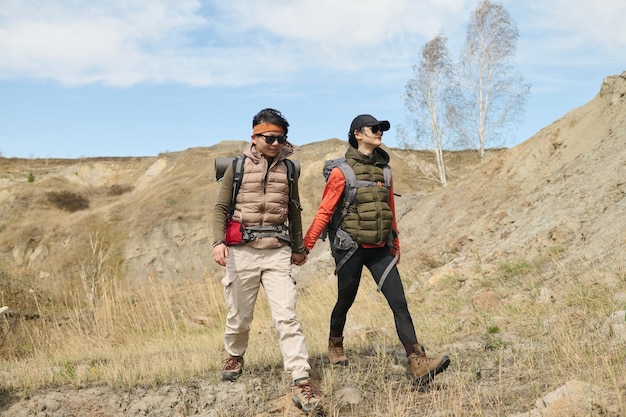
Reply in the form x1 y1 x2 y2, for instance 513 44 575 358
284 158 295 191
334 160 358 220
229 155 246 218
284 159 302 212
285 159 300 179
382 164 392 187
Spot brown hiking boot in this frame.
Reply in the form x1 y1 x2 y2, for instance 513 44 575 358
328 336 349 366
221 356 244 381
408 343 450 386
292 378 323 413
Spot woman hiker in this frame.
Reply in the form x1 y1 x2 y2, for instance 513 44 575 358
303 114 450 386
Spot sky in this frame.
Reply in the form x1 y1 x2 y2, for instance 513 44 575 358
0 0 624 159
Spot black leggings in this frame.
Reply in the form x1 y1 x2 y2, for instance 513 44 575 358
331 245 418 346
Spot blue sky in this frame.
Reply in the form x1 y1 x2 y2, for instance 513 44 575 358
1 0 624 158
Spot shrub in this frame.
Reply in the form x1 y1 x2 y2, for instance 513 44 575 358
27 173 35 183
499 260 532 280
108 184 134 196
46 191 89 212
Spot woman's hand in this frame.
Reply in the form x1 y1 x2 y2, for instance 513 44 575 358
291 252 307 266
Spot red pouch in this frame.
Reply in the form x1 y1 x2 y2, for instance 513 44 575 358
225 221 245 245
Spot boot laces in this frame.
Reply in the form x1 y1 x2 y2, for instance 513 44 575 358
411 353 435 365
223 357 241 370
295 381 321 401
329 344 345 357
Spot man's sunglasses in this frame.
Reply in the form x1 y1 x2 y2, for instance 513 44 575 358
257 134 287 145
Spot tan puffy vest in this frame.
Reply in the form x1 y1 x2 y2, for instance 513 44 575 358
232 157 290 228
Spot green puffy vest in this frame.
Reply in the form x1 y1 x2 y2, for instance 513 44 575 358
341 147 393 245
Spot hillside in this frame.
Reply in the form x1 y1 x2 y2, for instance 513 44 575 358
0 72 625 416
0 138 500 291
398 72 626 271
1 75 624 291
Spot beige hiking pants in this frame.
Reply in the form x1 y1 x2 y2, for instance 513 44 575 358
222 245 311 382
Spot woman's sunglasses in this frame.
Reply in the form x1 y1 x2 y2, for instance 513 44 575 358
368 125 384 134
257 134 287 145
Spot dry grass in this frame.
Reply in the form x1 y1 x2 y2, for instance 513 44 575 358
1 242 625 416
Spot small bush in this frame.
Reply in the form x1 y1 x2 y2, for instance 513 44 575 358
46 191 89 212
487 325 501 334
27 173 35 183
499 260 532 280
108 184 134 196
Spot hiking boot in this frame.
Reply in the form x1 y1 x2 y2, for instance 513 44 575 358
221 356 244 381
408 343 450 386
328 336 349 366
292 378 323 413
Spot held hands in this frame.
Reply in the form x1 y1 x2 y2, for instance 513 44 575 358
291 251 308 266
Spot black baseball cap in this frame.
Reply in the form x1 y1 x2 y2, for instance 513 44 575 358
349 114 391 134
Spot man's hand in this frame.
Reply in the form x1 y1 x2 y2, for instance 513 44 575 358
212 243 229 266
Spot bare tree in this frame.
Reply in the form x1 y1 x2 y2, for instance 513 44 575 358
399 33 454 187
453 0 529 162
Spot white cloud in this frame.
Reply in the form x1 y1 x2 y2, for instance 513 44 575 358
0 0 207 85
531 0 626 47
511 0 626 63
215 0 467 45
0 0 623 87
0 0 476 86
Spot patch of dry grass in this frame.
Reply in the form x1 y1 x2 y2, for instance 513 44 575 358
1 246 626 416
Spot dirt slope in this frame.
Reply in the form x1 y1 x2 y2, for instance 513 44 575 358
399 72 626 270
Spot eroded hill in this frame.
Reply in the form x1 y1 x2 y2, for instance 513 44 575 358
0 73 624 299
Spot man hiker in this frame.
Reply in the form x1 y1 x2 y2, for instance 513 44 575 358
212 108 323 412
